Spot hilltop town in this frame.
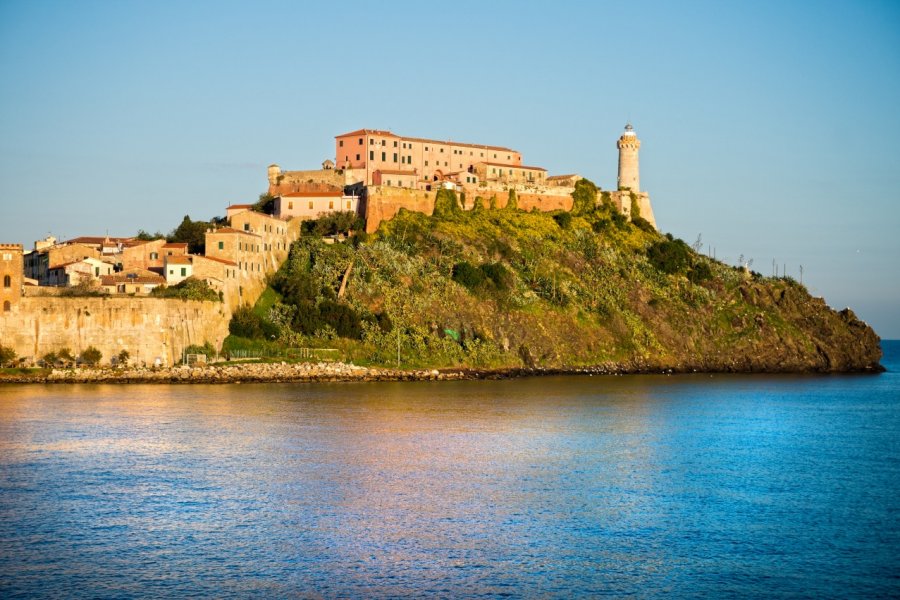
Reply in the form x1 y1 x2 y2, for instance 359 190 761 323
0 125 654 367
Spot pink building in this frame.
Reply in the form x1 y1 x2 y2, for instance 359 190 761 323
334 129 525 188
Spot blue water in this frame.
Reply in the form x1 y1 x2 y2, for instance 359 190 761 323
1 343 898 598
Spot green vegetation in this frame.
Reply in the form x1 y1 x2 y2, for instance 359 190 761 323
0 344 16 367
150 278 221 302
223 177 880 371
80 346 102 366
168 215 214 254
252 193 275 215
301 211 364 236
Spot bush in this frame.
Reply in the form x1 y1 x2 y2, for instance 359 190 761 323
151 278 221 301
506 189 518 210
480 262 512 291
0 344 16 367
553 212 573 229
688 261 713 284
80 346 102 366
452 261 486 289
184 342 216 358
571 179 599 215
647 238 692 275
433 188 462 219
117 350 130 366
632 216 655 233
230 306 279 339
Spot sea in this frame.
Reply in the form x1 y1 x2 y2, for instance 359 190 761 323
1 342 898 598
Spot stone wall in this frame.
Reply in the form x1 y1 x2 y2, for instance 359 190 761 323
0 296 230 366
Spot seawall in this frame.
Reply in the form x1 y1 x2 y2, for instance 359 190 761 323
0 296 230 366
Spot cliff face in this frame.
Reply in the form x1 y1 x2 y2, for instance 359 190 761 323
244 198 881 373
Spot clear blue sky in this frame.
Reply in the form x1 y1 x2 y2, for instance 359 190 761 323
1 0 898 337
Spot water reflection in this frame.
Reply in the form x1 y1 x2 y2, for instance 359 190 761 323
0 371 898 597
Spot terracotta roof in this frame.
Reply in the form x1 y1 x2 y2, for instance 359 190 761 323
165 255 193 265
227 204 253 209
479 161 546 171
49 259 97 270
336 128 397 138
375 169 417 176
208 227 262 238
66 236 133 245
335 128 518 153
162 242 188 249
194 255 237 266
280 191 343 198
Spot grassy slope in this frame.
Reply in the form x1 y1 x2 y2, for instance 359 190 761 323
241 203 882 372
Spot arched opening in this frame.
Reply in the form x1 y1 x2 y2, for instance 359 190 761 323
2 275 9 288
3 300 10 312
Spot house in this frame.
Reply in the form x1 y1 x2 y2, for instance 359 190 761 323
100 269 166 295
163 255 193 285
274 191 358 220
47 257 113 287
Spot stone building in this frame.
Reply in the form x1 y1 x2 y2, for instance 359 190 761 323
0 243 23 313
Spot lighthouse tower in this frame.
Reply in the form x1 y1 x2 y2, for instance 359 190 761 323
617 123 641 192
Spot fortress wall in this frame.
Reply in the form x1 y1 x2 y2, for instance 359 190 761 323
0 297 230 366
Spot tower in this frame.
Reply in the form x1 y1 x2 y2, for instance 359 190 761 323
617 123 641 192
0 243 23 313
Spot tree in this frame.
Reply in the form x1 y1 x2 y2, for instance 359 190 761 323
80 346 102 367
58 348 75 366
0 344 16 367
168 215 211 254
571 178 598 215
253 193 275 215
117 350 130 366
41 352 58 367
136 229 165 241
506 188 518 210
433 188 462 219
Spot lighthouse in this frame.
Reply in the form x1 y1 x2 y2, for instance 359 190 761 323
617 123 641 192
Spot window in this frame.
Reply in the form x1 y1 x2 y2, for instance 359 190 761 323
425 146 429 151
150 252 158 260
243 223 250 231
381 140 386 146
288 201 293 210
180 267 187 277
393 141 397 147
393 153 397 162
440 148 444 153
218 241 224 250
3 301 9 312
369 151 374 160
346 200 351 209
3 275 9 287
358 138 363 145
381 152 386 161
309 201 313 209
370 139 374 145
494 154 497 158
95 267 99 276
425 161 429 166
339 140 344 147
329 200 334 209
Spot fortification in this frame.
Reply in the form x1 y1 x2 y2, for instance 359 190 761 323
0 243 23 314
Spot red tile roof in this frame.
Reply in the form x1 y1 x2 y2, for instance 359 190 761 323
162 242 188 249
194 255 237 266
207 227 261 238
227 203 253 209
335 129 517 153
165 255 193 265
479 161 546 171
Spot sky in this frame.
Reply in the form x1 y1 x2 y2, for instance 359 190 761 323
1 0 898 337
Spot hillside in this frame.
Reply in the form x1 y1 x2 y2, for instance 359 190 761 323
230 184 882 373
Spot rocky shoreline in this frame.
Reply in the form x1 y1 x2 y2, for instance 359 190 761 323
0 356 885 385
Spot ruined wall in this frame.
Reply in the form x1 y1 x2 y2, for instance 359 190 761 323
0 296 230 366
268 169 346 196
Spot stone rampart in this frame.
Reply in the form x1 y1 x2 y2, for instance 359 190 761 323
0 296 230 366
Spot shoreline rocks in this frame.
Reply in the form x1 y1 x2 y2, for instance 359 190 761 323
0 358 885 385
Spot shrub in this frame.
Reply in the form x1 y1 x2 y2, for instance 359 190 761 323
117 350 130 366
80 346 102 366
480 262 512 291
688 261 713 284
229 306 279 339
0 344 16 367
433 188 462 219
571 178 599 215
41 352 58 367
647 238 692 275
632 216 655 233
506 189 518 210
452 261 487 289
184 342 216 358
151 278 220 301
553 212 573 229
